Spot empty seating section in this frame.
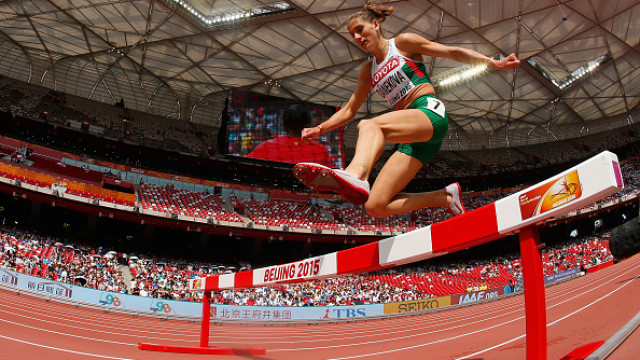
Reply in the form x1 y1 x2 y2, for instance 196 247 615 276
0 142 134 207
5 77 640 182
30 154 103 184
1 154 639 234
63 188 135 207
41 93 204 155
63 95 117 124
5 81 49 110
0 168 51 188
242 199 349 231
411 206 448 225
137 184 245 223
462 148 529 172
0 142 17 156
329 206 430 233
124 109 203 154
193 123 218 150
331 206 391 232
0 104 637 235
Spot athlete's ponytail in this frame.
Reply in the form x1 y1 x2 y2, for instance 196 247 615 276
349 1 395 24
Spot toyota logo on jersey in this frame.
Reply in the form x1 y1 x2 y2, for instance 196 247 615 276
372 58 400 86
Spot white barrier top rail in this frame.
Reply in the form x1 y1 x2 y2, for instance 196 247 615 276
191 151 624 291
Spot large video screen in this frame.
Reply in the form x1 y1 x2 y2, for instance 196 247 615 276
227 90 344 168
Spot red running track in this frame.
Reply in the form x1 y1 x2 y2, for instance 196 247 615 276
1 254 639 360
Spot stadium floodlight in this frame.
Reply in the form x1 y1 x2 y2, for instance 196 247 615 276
168 0 294 27
432 54 515 89
528 53 611 91
435 64 488 88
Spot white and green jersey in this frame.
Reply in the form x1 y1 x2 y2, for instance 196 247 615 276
370 38 432 107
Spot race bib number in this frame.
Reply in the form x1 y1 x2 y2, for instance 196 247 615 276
426 98 446 118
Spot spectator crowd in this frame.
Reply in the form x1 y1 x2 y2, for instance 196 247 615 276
0 225 615 307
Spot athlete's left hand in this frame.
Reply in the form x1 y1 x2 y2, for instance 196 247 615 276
493 53 520 70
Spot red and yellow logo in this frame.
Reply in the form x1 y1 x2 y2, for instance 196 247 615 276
191 278 205 290
519 170 582 220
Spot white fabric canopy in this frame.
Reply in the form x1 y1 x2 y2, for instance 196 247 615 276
0 0 638 150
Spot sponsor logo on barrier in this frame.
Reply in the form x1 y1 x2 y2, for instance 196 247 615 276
544 268 581 285
99 293 125 308
190 277 205 290
0 269 18 286
207 305 377 320
322 308 367 319
519 170 582 220
27 280 72 298
129 167 146 174
384 296 451 314
149 300 173 314
452 288 503 305
211 306 293 320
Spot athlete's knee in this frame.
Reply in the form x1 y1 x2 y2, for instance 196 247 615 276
357 118 378 132
364 199 390 218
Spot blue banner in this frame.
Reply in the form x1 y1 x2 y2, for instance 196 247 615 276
0 268 383 320
544 268 581 285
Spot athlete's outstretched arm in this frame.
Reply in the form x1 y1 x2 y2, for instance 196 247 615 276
301 62 373 141
395 33 520 70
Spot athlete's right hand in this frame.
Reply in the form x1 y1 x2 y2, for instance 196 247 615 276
301 126 321 141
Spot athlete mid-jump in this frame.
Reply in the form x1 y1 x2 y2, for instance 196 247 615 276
294 1 520 218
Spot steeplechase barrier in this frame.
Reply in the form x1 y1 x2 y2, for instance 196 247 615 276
139 151 625 359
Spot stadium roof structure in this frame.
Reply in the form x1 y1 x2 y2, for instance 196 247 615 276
0 0 638 151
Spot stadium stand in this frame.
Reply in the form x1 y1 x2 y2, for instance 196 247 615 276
137 183 245 223
240 198 350 232
0 76 636 309
0 226 614 305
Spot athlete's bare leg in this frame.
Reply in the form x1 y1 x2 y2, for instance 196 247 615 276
344 108 435 180
295 108 462 214
364 151 451 218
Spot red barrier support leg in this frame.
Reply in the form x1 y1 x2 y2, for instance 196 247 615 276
519 226 547 360
201 290 211 348
138 289 266 355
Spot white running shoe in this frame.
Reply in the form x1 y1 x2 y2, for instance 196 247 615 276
446 182 466 216
293 163 370 205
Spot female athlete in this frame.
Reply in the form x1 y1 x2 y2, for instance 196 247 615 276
294 1 520 218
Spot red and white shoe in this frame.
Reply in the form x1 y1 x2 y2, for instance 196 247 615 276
293 163 370 205
446 182 466 216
